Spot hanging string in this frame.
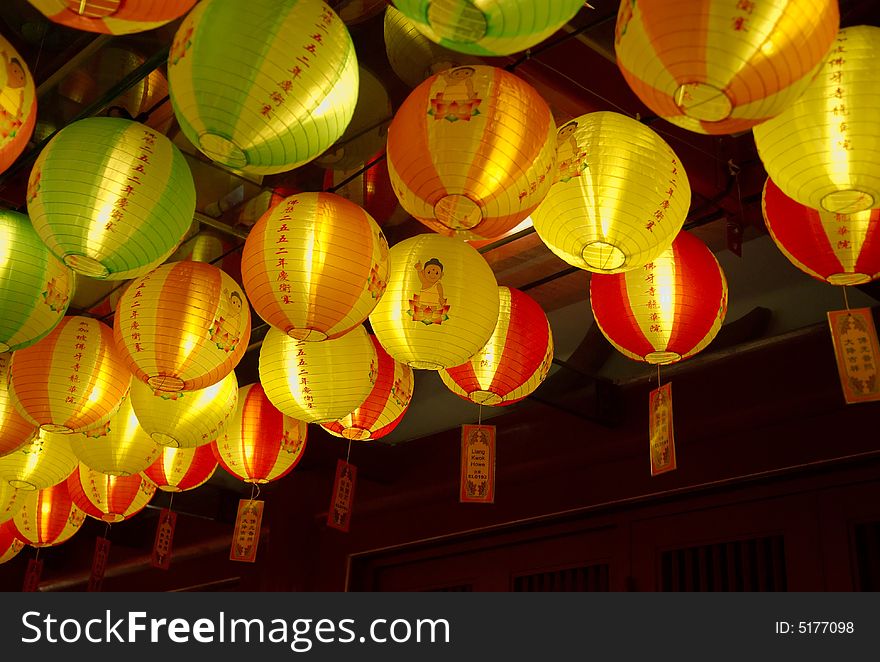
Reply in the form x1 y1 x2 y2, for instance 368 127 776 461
167 491 175 513
843 285 851 312
249 483 261 502
34 547 40 561
345 439 352 465
478 404 483 426
657 364 662 388
103 521 111 540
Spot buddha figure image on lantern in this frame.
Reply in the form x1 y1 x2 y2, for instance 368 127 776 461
429 66 482 122
0 52 27 144
408 257 450 325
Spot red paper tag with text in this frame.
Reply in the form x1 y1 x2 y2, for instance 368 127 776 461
460 424 496 503
649 383 676 476
22 558 43 592
828 308 880 404
230 499 264 563
151 508 177 570
88 536 111 592
327 460 357 532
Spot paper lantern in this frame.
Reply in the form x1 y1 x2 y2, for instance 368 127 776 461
167 0 359 175
369 234 500 369
763 177 880 286
67 464 156 523
27 117 197 280
214 383 308 484
0 210 72 352
614 0 839 135
0 353 37 457
27 0 197 34
9 316 131 433
753 26 880 214
260 324 376 423
0 481 23 523
387 65 557 241
441 286 553 405
0 34 36 175
143 445 217 492
532 112 691 273
242 192 389 341
12 481 86 548
0 520 24 563
321 335 414 440
129 370 239 449
114 262 252 393
0 430 78 491
590 231 728 365
391 0 585 56
322 154 403 227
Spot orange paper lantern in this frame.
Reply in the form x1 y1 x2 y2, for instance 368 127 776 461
0 33 36 175
13 480 86 548
27 0 198 34
0 353 37 457
0 520 24 563
67 464 156 523
143 445 218 492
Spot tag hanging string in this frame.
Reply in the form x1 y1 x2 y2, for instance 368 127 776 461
167 491 175 513
843 285 851 312
345 439 352 465
478 404 483 426
249 483 260 502
104 521 111 540
657 364 662 388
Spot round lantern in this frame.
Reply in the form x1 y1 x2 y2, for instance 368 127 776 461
0 520 24 563
214 383 308 484
27 117 197 280
614 0 839 135
0 33 36 175
387 65 557 241
390 0 585 56
763 177 880 286
143 445 218 492
260 324 376 424
12 481 86 548
590 230 728 365
167 0 359 175
67 464 156 523
369 233 500 369
113 262 252 393
753 26 880 214
0 430 78 491
0 353 37 457
321 335 414 440
532 112 691 273
9 316 131 433
242 192 389 341
0 481 23 523
0 210 72 352
129 370 239 448
440 286 553 406
27 0 197 34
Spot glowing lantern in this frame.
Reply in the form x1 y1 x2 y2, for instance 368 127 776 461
387 65 557 241
8 316 131 433
0 430 78 491
0 353 37 457
13 481 86 547
27 0 197 34
440 286 553 405
167 0 359 175
369 234 500 369
0 210 72 352
27 117 197 280
321 335 414 440
0 34 36 176
242 192 389 341
114 262 252 393
532 112 690 273
67 464 156 523
391 0 585 56
143 445 217 492
0 520 24 563
614 0 839 135
590 231 728 365
260 324 376 424
753 26 880 214
129 370 239 448
0 481 23 523
214 383 308 483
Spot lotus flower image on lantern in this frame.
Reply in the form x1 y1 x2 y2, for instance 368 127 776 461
27 117 197 280
13 480 86 548
0 33 36 176
0 430 79 491
144 445 218 492
0 353 37 457
386 65 557 241
114 262 251 393
167 0 359 175
0 520 24 563
590 231 728 365
0 481 24 523
27 0 198 34
67 464 156 523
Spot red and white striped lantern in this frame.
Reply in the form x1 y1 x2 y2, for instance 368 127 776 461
143 445 218 492
12 480 86 547
67 464 156 523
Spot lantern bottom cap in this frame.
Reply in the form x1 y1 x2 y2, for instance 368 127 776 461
434 194 483 230
828 272 872 286
147 375 186 392
645 351 682 365
245 478 270 485
199 133 248 170
0 342 9 352
40 423 72 433
102 514 125 523
582 241 626 272
158 486 181 493
103 469 132 477
287 327 328 341
340 426 371 441
408 359 446 370
63 253 110 278
427 2 487 42
468 389 503 406
7 478 37 491
673 82 732 122
820 189 875 214
151 431 181 448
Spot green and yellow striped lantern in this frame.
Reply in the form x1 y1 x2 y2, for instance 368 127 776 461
27 117 196 281
27 0 198 35
0 210 72 353
0 33 37 176
167 0 360 175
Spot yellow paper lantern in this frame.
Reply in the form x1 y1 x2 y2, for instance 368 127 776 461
753 26 880 214
0 520 24 563
13 481 86 548
369 234 500 369
143 445 218 492
27 0 197 34
0 353 37 457
0 430 78 491
0 481 24 523
532 111 691 273
0 33 37 176
67 464 156 523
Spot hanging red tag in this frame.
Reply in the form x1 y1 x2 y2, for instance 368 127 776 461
229 499 264 563
460 424 496 503
22 558 43 592
828 308 880 404
649 383 677 476
151 508 177 570
327 460 357 532
88 536 111 592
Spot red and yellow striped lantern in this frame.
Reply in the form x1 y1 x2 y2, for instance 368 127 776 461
67 464 156 523
213 383 308 484
0 429 80 492
0 34 36 175
0 482 24 523
13 480 86 548
0 520 24 563
387 65 557 241
114 262 251 393
143 445 217 492
27 0 197 34
590 230 728 364
321 334 414 440
8 316 131 434
440 286 553 406
763 178 880 286
0 353 37 457
614 0 839 135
